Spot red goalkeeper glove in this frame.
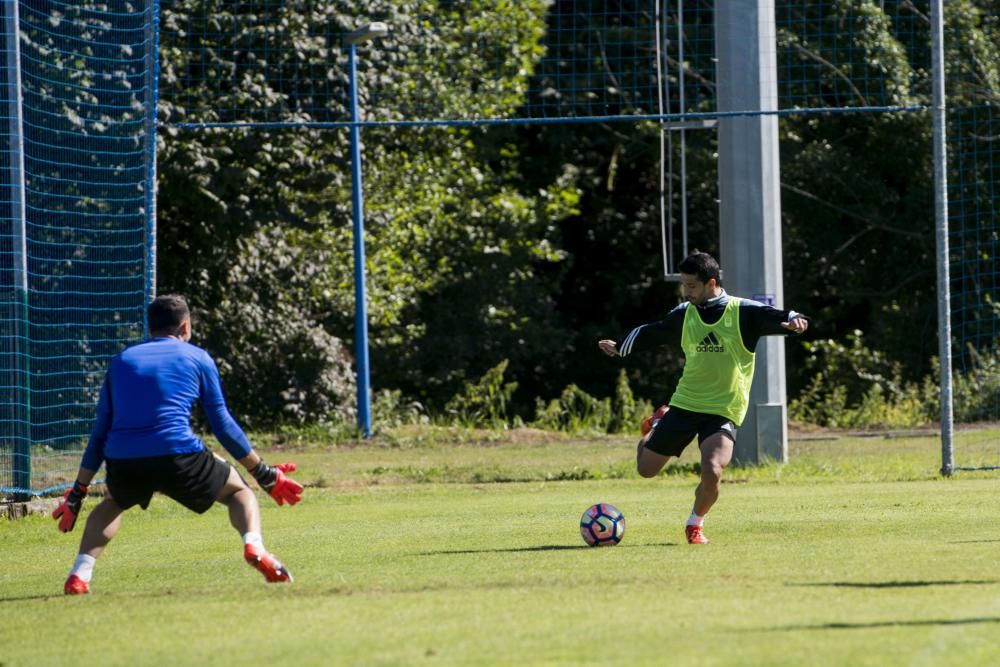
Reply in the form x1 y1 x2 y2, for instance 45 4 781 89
250 461 303 506
641 405 669 437
52 481 89 532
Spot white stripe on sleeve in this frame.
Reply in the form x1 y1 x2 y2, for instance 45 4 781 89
619 326 644 357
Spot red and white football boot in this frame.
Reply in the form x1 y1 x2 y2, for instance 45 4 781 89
244 544 293 583
685 524 710 545
63 574 90 595
641 405 669 437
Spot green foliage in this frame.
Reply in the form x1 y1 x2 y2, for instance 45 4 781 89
361 126 579 409
372 389 429 430
789 330 938 428
151 0 999 429
952 342 1000 423
189 227 358 428
607 369 653 435
531 384 611 434
157 1 577 423
443 360 519 428
530 377 651 436
790 331 1000 429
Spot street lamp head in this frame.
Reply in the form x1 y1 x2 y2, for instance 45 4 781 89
345 22 389 46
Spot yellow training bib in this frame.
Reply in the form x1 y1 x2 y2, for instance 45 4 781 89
669 297 756 425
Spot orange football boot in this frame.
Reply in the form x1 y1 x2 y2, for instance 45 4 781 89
641 405 669 436
244 544 293 583
64 574 90 595
685 525 709 545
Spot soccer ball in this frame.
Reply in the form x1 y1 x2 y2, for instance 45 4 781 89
580 503 625 547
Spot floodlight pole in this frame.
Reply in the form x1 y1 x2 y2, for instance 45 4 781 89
346 23 386 439
715 0 786 465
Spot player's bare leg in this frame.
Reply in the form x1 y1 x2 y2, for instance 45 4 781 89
636 433 673 478
216 465 292 583
687 432 734 544
216 465 260 535
78 496 125 557
636 405 672 478
64 496 124 594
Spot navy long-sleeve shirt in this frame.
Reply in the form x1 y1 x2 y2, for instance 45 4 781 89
81 337 252 470
615 290 803 358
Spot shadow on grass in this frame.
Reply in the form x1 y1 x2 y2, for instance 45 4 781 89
419 542 679 555
790 579 1000 589
0 593 62 604
752 617 1000 632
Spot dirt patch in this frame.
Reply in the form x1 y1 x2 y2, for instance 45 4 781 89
2 497 58 519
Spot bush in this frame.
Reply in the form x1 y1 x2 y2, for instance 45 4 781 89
789 330 938 428
607 369 653 435
532 384 610 434
952 343 1000 423
203 301 357 429
443 360 519 429
530 373 651 435
373 389 428 430
789 331 1000 429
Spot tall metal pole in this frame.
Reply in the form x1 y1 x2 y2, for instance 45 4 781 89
6 0 30 497
348 42 372 438
655 0 671 275
677 0 689 260
144 0 161 335
930 0 954 475
715 0 786 465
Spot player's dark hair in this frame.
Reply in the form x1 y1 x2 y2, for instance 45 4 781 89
148 294 190 336
678 251 722 285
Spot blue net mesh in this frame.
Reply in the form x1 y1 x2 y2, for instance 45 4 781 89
0 1 997 490
947 5 999 465
776 1 927 109
950 106 998 376
155 0 998 465
161 1 929 129
0 0 155 497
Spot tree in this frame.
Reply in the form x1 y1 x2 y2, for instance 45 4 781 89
156 0 575 424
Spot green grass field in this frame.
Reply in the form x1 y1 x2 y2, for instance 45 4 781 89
3 428 1000 666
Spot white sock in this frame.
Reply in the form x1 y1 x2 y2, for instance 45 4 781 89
242 531 265 551
686 512 705 527
70 554 96 582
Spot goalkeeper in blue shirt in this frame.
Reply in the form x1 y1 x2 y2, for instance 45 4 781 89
53 295 304 594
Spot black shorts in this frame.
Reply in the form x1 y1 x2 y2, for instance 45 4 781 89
105 449 232 514
644 406 737 458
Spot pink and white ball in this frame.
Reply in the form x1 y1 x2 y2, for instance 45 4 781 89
580 503 625 547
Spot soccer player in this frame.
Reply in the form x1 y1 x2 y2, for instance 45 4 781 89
52 294 305 594
597 252 809 545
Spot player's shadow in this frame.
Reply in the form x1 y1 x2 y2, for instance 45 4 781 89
951 538 1000 544
789 579 1000 589
750 616 1000 632
419 542 678 556
0 593 62 604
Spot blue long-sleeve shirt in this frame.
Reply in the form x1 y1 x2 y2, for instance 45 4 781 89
81 337 252 470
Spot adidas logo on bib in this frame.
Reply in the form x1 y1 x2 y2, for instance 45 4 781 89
696 332 724 353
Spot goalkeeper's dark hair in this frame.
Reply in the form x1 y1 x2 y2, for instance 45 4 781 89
148 294 190 336
678 251 722 286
